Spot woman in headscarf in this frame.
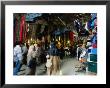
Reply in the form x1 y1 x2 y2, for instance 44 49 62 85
48 42 60 75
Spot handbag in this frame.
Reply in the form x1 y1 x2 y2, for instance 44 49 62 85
79 58 87 63
46 59 52 68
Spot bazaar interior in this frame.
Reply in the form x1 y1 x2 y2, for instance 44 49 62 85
13 13 97 75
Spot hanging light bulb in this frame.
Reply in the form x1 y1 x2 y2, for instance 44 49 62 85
67 40 70 44
31 38 32 41
59 36 60 41
28 40 30 44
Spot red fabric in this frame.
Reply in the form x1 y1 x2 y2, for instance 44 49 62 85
69 32 74 41
20 15 25 42
92 43 97 48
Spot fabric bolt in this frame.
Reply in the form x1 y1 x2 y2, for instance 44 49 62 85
20 15 25 42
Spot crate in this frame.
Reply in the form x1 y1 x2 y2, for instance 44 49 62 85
89 54 97 62
88 62 97 73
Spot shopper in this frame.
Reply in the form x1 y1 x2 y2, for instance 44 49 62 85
46 54 52 75
36 44 45 64
28 46 37 75
27 45 34 65
26 44 37 75
13 41 23 75
79 44 88 63
76 44 82 61
49 42 60 75
21 43 28 65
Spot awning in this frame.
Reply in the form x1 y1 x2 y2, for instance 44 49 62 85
26 13 42 22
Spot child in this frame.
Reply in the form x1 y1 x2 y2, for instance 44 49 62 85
46 54 52 75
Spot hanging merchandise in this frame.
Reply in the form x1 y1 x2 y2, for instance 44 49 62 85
20 15 25 43
69 31 74 41
85 22 88 31
25 23 28 41
94 19 97 29
91 18 96 29
91 13 97 20
90 13 97 30
92 42 97 48
27 23 29 32
87 20 92 29
69 31 74 46
14 16 20 43
14 17 17 44
74 19 80 33
91 34 97 44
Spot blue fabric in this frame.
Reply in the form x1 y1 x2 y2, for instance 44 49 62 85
87 21 92 29
91 21 95 29
93 37 96 43
91 18 96 29
91 48 97 54
91 35 97 43
13 60 22 75
88 15 97 29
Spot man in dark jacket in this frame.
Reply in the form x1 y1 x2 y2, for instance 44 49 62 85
49 42 59 56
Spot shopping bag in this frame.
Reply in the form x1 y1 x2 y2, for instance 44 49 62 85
79 58 87 63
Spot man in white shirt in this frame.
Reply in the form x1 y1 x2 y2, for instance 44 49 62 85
13 41 23 75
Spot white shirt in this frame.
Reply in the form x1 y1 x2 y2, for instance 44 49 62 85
14 45 23 62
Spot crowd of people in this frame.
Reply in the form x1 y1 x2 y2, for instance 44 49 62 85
13 39 65 75
13 28 97 75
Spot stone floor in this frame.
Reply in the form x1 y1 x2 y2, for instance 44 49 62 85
17 57 97 76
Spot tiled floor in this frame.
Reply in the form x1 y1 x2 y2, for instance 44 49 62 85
18 57 97 76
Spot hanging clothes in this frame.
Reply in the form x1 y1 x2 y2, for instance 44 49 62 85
20 15 25 43
14 17 17 44
91 17 97 29
94 19 97 29
91 34 97 44
85 22 88 31
69 31 74 42
87 20 92 29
